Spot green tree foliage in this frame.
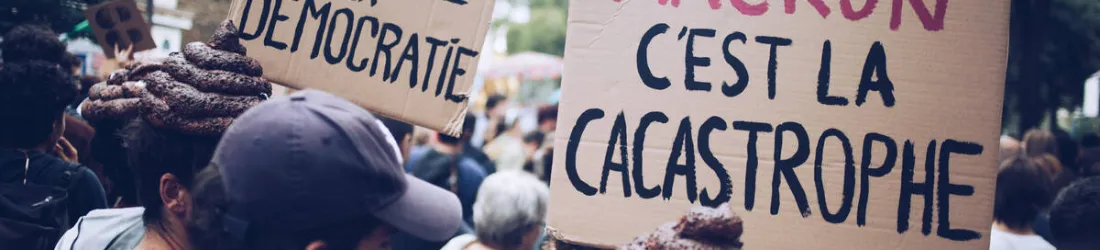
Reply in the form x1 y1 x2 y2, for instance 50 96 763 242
1006 0 1100 134
0 0 105 36
506 0 568 56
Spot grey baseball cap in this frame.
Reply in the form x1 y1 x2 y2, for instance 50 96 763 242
212 89 462 241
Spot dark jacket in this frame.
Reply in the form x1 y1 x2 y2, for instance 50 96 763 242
0 150 108 225
397 146 485 250
62 114 110 196
463 144 496 174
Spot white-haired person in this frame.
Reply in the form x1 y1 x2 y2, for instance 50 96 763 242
442 171 550 250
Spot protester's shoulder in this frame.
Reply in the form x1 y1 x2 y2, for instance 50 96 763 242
458 158 487 177
439 234 477 250
81 207 145 221
58 207 145 250
989 227 1055 250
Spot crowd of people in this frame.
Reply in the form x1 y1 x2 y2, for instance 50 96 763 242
0 22 555 250
992 129 1100 250
2 19 1100 250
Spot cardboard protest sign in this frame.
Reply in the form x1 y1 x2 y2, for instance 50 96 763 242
226 0 495 135
548 0 1009 249
84 0 156 58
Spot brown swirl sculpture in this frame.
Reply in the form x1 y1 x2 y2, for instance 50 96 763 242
82 20 272 136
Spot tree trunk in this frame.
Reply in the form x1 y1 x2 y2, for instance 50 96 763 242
1017 0 1051 135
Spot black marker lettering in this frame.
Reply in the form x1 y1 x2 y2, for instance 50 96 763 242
772 122 811 217
393 33 420 86
291 0 330 55
446 46 477 103
857 132 897 226
856 41 896 107
600 112 632 197
754 36 792 100
898 140 935 235
634 112 668 199
238 0 270 40
722 32 750 97
699 116 731 207
323 8 353 64
262 0 289 50
664 117 698 203
435 43 455 97
733 121 773 211
685 28 716 92
937 140 981 241
371 23 403 80
638 23 672 90
566 109 603 196
345 15 379 72
817 40 848 106
815 128 854 223
422 37 449 92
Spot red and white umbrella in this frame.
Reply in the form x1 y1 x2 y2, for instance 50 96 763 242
481 52 563 80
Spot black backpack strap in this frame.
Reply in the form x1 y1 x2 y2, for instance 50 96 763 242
58 164 88 190
44 159 87 191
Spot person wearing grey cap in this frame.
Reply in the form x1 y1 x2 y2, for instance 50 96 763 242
184 89 464 250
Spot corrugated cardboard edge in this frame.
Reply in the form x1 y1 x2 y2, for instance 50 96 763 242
440 102 470 136
437 0 496 137
224 0 493 137
546 226 617 250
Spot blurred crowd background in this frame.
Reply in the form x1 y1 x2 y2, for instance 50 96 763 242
2 0 1100 250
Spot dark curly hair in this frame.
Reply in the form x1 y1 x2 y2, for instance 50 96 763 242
1049 177 1100 250
0 61 77 149
61 52 83 72
121 119 220 224
994 157 1054 230
1 24 66 64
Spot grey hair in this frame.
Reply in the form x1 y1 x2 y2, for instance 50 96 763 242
473 171 551 250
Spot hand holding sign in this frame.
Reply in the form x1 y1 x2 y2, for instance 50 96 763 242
84 0 156 58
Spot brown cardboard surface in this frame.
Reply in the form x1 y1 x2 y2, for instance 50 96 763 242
226 0 494 135
548 0 1009 249
84 0 156 58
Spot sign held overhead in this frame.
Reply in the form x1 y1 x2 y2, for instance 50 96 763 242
226 0 495 135
549 0 1009 249
84 0 157 58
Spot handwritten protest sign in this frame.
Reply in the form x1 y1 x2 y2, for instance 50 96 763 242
548 0 1009 249
227 0 494 135
84 0 156 58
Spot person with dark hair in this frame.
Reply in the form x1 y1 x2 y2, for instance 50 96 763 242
536 104 559 134
399 113 487 250
472 94 509 148
0 24 66 64
990 157 1056 250
1023 129 1059 159
1048 177 1100 250
1081 134 1100 149
999 135 1021 167
408 114 486 227
1 22 103 189
60 52 83 76
186 89 463 250
56 21 272 250
0 61 107 248
379 115 415 163
1051 129 1079 174
522 131 546 174
1077 147 1100 178
462 113 496 174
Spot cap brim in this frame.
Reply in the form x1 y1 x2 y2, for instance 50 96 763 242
374 174 463 241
